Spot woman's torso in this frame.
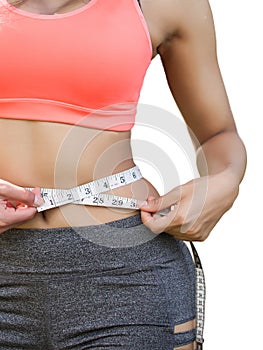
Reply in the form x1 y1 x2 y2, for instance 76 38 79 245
0 119 159 228
0 0 164 228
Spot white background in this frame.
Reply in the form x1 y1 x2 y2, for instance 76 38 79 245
132 1 262 348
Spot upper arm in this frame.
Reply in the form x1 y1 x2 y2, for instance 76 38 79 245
157 0 236 145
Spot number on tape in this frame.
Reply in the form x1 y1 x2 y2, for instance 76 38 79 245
27 166 142 212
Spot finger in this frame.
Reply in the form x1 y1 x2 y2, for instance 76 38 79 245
140 209 154 225
30 187 44 206
137 195 155 210
1 206 37 226
141 207 177 235
0 180 35 205
140 189 182 213
0 181 43 207
141 211 163 234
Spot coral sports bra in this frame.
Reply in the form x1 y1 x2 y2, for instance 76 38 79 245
0 0 152 131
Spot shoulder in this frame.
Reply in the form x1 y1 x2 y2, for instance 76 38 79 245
141 0 215 54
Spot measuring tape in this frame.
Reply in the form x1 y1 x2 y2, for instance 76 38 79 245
190 242 205 349
27 166 142 212
27 165 205 347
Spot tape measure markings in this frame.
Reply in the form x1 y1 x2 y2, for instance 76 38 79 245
74 193 138 209
190 242 205 348
27 166 142 212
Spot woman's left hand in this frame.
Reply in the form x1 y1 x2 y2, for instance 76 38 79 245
140 172 239 242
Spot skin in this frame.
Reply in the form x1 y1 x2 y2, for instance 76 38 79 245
139 0 247 242
0 0 246 243
0 1 247 348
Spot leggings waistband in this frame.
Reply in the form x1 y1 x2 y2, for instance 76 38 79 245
0 214 192 278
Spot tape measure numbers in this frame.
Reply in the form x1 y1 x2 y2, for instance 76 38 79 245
28 166 142 212
191 242 206 349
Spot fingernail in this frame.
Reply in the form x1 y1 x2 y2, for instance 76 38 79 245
34 195 44 207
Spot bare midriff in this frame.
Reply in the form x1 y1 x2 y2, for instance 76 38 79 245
0 119 159 228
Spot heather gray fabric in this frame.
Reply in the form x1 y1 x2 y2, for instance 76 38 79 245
0 215 196 349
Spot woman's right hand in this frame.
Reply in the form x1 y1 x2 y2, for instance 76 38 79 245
0 180 43 234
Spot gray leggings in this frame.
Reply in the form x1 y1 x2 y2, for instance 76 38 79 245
0 215 196 349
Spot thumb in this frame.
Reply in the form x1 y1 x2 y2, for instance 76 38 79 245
140 187 182 213
0 181 43 207
30 188 44 207
139 195 166 213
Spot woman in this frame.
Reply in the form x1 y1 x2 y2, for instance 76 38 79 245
0 0 246 349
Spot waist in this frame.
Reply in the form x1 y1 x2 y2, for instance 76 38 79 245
0 119 159 228
0 118 134 187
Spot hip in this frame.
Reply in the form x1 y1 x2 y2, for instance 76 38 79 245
0 215 195 278
0 215 196 349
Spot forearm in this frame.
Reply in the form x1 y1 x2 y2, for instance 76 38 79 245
196 130 247 186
